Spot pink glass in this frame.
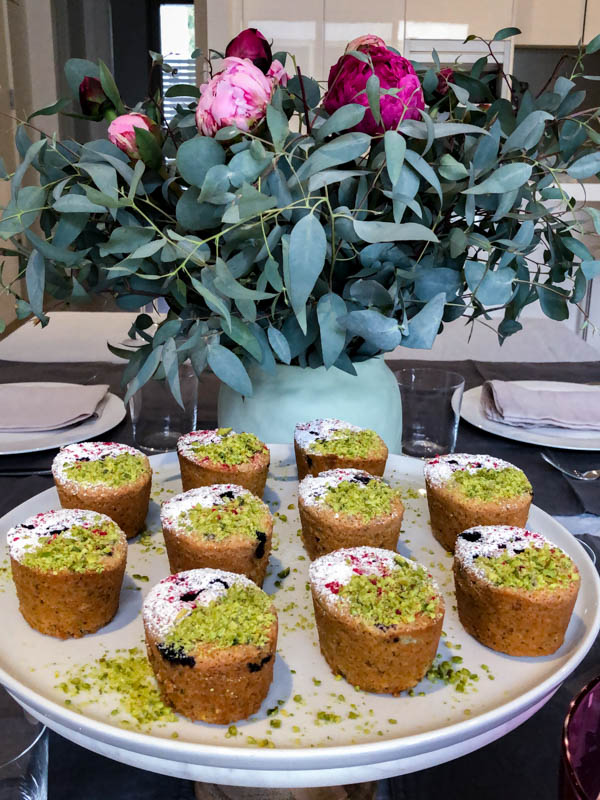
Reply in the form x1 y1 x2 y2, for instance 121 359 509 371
560 675 600 799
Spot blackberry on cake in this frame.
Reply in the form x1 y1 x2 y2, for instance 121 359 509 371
160 485 273 585
8 509 127 639
294 418 388 480
309 546 444 693
424 453 532 552
177 428 269 497
298 468 404 559
52 442 151 539
454 525 580 656
143 568 278 723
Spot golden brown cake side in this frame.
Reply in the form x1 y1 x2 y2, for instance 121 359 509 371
52 443 152 539
142 569 278 723
309 547 444 693
294 418 388 480
453 525 580 656
426 482 531 552
298 493 404 559
144 619 277 723
423 453 533 553
177 430 270 496
8 509 127 639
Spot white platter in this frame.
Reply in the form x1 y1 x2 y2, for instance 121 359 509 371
0 446 598 787
461 381 600 451
0 387 126 455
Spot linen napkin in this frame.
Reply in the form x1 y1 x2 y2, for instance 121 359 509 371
0 382 109 432
480 380 600 430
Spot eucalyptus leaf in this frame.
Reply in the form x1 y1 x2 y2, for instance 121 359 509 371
207 342 252 395
288 214 327 332
177 136 226 187
463 163 532 194
401 292 446 349
317 292 347 368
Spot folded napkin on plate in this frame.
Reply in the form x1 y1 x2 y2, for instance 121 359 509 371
480 380 600 430
0 383 109 432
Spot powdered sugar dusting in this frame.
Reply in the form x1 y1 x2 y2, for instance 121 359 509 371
294 418 362 451
7 508 118 562
299 468 376 508
143 568 254 641
52 441 145 486
161 484 251 527
424 453 516 488
309 546 437 609
454 524 561 580
177 429 231 460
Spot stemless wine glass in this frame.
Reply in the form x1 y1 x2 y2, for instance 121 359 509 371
129 361 199 453
0 687 47 800
560 675 600 799
395 368 465 458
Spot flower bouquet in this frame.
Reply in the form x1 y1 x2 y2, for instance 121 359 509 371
1 27 599 404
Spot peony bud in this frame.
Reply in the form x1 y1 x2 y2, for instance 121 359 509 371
225 28 272 74
324 45 424 135
345 34 386 54
266 58 289 87
436 67 454 96
196 57 274 136
107 112 161 160
79 76 109 118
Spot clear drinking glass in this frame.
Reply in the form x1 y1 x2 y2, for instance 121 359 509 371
129 361 199 453
395 368 465 458
560 675 600 800
0 688 47 800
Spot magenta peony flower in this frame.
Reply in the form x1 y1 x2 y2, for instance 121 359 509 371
196 57 274 136
324 46 424 135
107 112 161 159
436 67 454 96
225 28 272 74
266 58 289 87
345 34 386 54
79 76 108 117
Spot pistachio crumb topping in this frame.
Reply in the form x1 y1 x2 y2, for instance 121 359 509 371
477 543 577 590
190 431 264 466
63 453 148 488
449 467 531 501
20 517 122 573
164 583 275 652
339 557 441 626
178 494 269 541
309 428 381 458
425 655 479 693
55 648 176 726
323 480 399 521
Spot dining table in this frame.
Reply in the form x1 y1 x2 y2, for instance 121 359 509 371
0 355 599 800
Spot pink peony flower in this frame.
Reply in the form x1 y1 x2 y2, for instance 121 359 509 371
225 28 272 74
107 112 161 159
436 67 454 96
196 57 274 136
267 58 289 87
324 45 425 135
79 76 108 117
345 34 386 54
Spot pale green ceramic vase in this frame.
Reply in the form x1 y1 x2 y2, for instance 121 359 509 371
217 356 402 452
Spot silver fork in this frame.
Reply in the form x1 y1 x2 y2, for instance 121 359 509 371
541 450 600 481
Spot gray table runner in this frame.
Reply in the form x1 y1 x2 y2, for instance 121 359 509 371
0 358 598 516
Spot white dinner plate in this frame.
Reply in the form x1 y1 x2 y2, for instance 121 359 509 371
461 381 600 451
0 447 598 786
0 386 126 455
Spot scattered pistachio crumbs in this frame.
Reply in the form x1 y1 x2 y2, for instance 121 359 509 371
449 467 531 501
309 429 380 458
56 648 176 726
339 558 439 626
21 518 122 573
138 530 165 555
190 431 263 466
477 544 577 590
63 453 148 488
426 655 479 693
178 495 268 541
323 480 399 522
164 584 275 651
